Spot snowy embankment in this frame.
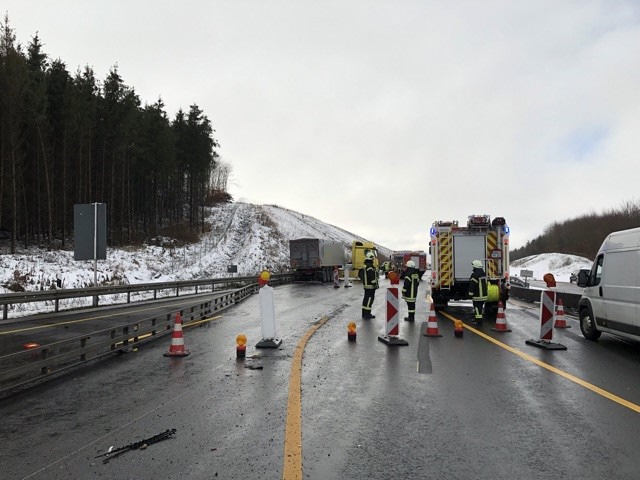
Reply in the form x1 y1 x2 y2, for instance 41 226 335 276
509 253 593 283
1 202 593 303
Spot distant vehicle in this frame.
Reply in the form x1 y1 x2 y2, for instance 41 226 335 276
509 276 526 287
289 238 346 283
577 227 640 341
391 250 428 278
570 268 590 283
429 214 510 311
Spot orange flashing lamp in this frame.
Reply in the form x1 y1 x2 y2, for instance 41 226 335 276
258 270 271 287
236 334 247 358
454 320 464 338
347 322 357 341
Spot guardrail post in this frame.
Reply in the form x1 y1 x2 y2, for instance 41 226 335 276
80 337 88 361
40 348 50 375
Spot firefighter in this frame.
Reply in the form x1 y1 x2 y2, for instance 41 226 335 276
359 252 379 318
333 266 340 288
468 259 488 326
401 260 420 321
381 261 391 278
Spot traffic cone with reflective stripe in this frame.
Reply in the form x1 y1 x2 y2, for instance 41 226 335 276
554 298 571 328
423 302 442 337
164 312 190 357
491 301 511 332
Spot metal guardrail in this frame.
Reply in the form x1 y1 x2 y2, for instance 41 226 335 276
0 277 293 397
0 273 294 320
508 286 581 312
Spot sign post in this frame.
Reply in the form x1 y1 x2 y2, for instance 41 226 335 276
520 269 533 288
74 203 107 306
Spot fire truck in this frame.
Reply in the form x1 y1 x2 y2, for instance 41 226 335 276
391 251 428 278
429 214 510 311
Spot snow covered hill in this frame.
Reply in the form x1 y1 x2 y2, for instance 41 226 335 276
0 202 390 293
0 201 593 294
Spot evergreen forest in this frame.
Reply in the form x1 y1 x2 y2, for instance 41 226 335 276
510 200 640 261
0 16 230 254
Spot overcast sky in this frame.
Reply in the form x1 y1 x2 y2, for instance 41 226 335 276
4 1 640 251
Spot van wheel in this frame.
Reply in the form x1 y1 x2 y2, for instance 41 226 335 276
579 308 601 340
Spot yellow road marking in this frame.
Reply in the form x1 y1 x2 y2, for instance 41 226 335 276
111 315 223 347
183 315 223 328
282 315 330 480
0 301 209 335
439 310 640 414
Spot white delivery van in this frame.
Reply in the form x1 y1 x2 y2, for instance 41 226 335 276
577 227 640 341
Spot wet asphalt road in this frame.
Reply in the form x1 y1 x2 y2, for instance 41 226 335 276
1 277 640 480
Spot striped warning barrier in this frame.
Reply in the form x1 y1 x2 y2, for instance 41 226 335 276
378 287 408 346
526 290 566 350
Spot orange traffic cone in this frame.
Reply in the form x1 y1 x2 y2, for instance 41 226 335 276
554 298 571 328
423 303 442 337
491 301 512 332
164 312 191 357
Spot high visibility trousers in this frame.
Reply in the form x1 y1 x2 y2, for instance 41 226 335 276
362 289 376 314
472 300 485 321
405 300 415 321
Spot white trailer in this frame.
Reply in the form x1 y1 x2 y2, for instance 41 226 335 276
289 238 346 283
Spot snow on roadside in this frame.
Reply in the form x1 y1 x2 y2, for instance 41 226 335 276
1 202 593 297
509 253 593 282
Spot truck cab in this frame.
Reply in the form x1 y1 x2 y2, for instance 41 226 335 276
348 241 379 279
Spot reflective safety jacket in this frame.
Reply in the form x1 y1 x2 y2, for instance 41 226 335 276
468 267 488 301
359 260 379 290
401 267 420 301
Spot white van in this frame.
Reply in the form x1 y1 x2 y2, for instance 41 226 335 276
577 227 640 341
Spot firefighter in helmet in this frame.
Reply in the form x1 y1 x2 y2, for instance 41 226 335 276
401 260 420 321
359 251 379 319
468 259 488 326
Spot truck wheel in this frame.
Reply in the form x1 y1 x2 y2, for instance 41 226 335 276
579 308 601 340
